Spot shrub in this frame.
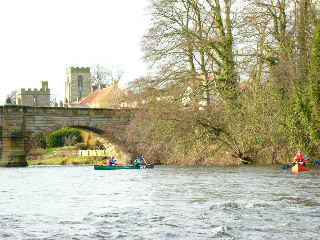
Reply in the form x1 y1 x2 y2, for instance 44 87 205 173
64 135 78 146
47 128 83 148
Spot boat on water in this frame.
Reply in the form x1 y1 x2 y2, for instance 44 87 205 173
291 164 309 174
94 164 154 170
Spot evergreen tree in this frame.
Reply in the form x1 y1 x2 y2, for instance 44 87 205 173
5 96 12 105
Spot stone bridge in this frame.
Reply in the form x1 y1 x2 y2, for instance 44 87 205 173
0 105 135 167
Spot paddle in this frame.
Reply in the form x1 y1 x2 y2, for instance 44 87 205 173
282 160 320 169
282 163 293 169
143 157 153 167
143 157 150 166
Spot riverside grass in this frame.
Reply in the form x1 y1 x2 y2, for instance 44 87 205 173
27 146 103 166
42 146 74 156
28 128 106 166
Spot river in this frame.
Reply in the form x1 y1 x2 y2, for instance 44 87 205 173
0 165 320 240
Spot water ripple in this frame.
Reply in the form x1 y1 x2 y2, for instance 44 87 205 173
0 165 320 240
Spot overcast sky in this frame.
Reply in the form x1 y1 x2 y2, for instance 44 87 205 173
0 0 150 104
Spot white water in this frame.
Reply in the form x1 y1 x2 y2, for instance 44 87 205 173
0 165 320 239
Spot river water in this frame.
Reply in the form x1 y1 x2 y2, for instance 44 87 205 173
0 165 320 240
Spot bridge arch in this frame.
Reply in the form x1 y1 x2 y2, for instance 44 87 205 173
0 105 135 167
27 124 132 165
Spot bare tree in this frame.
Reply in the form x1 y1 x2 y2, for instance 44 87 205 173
91 64 109 87
105 66 124 91
143 0 238 106
91 65 124 88
241 0 318 89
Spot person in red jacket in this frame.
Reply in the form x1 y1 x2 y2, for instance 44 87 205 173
108 156 117 166
293 150 309 166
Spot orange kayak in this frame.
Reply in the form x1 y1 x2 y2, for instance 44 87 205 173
291 164 309 174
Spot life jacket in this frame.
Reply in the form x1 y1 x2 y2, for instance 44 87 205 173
135 158 141 165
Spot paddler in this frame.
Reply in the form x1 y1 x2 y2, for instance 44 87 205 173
135 156 142 167
293 150 309 166
108 156 117 166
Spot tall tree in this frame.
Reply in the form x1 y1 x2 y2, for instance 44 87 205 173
296 0 313 94
309 23 320 143
143 0 238 105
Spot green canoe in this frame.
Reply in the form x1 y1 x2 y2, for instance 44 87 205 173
94 164 154 170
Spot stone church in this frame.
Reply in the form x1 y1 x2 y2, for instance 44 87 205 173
64 67 124 109
64 67 91 104
15 66 122 108
15 67 92 107
16 81 50 107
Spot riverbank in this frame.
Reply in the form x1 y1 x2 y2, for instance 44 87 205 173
26 145 298 167
27 146 99 166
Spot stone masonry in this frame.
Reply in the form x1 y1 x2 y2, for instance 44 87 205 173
16 81 50 107
65 67 91 103
0 105 135 167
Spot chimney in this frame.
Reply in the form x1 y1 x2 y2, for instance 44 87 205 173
99 83 106 89
114 80 119 89
92 85 97 92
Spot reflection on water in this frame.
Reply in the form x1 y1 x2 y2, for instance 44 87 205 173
0 165 320 239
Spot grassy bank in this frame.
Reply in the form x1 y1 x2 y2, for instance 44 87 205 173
27 146 104 166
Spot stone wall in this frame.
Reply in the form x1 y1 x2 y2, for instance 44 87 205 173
0 111 2 160
0 127 2 161
0 105 135 167
0 108 2 160
16 81 50 107
65 67 91 103
0 107 26 166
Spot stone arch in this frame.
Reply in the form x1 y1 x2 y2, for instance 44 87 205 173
0 105 135 167
25 123 133 165
0 126 2 159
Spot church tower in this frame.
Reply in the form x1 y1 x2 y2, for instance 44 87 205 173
65 67 91 103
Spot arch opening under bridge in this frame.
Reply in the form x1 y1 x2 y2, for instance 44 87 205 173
0 105 135 167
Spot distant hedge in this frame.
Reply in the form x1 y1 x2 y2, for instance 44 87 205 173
47 128 83 148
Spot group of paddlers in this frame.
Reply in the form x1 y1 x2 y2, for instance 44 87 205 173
107 155 148 167
108 151 308 167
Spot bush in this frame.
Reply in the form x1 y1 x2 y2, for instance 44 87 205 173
47 128 83 148
64 135 78 146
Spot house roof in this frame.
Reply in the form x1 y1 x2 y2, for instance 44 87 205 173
80 89 107 104
80 87 122 107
